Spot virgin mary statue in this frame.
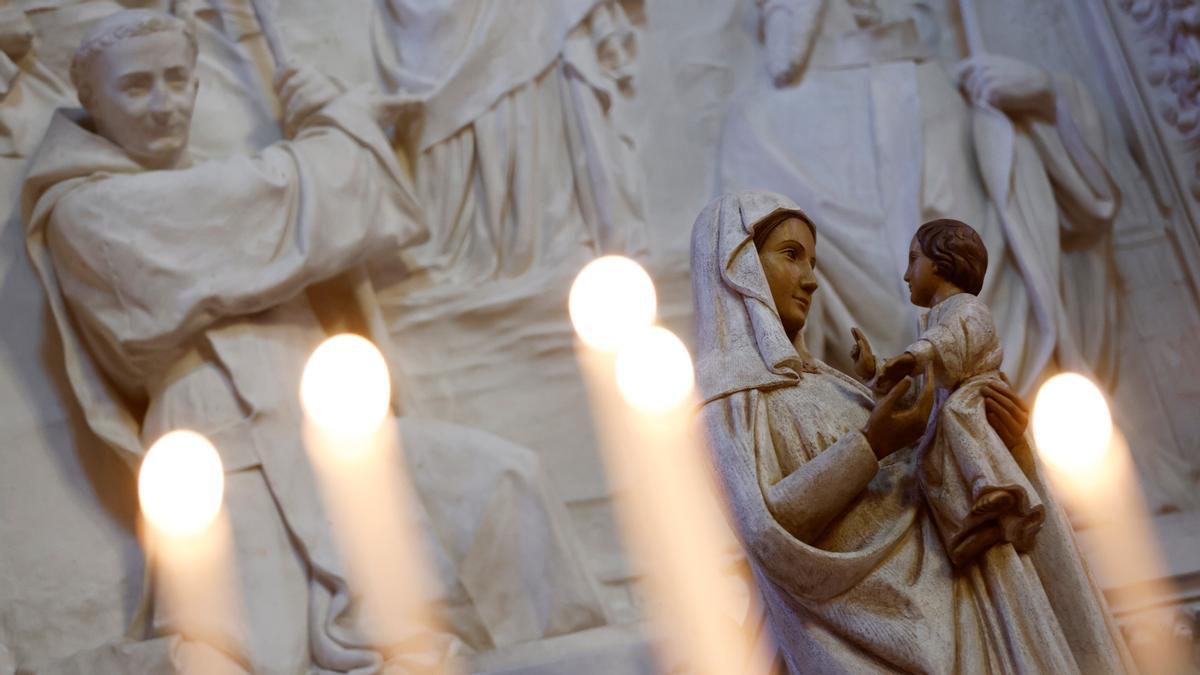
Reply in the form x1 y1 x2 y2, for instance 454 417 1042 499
691 190 1134 673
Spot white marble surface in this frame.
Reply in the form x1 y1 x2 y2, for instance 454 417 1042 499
0 0 1196 672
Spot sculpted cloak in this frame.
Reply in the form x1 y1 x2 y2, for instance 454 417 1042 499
24 88 605 671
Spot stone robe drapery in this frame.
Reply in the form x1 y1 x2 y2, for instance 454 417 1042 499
692 191 1134 674
720 0 1120 395
371 0 646 294
23 89 606 671
908 293 1044 564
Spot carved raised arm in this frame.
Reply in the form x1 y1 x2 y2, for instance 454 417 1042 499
760 0 827 87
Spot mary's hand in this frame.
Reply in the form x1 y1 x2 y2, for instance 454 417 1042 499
862 376 932 460
982 381 1030 450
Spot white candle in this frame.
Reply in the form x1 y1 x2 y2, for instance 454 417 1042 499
1032 373 1186 672
139 430 241 655
300 334 449 665
571 259 768 675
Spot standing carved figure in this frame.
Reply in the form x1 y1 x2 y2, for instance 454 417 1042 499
370 0 647 293
722 0 1120 395
692 190 1134 674
23 9 605 672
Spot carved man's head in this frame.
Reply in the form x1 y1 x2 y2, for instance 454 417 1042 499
70 10 199 169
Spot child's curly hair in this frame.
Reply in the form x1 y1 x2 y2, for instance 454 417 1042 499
914 219 988 295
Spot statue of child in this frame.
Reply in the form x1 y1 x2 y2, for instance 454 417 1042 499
862 219 1045 566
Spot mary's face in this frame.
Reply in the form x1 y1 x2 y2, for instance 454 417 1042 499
757 216 818 339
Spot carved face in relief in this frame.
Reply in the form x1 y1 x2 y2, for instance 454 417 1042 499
756 215 818 340
79 26 199 170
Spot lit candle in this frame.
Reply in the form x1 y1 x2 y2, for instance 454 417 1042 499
1032 373 1186 672
139 430 224 537
300 334 448 661
571 258 765 675
139 430 241 655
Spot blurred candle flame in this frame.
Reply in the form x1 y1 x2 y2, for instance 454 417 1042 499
139 430 241 660
1032 372 1113 477
616 326 695 413
1032 373 1188 673
572 264 767 674
301 334 453 669
139 430 224 537
300 333 391 442
569 255 657 352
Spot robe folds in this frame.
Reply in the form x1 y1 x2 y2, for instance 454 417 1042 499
24 89 605 672
371 0 647 292
908 293 1044 564
691 191 1135 674
720 0 1120 395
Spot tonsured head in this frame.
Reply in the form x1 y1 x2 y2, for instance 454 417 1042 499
71 10 199 169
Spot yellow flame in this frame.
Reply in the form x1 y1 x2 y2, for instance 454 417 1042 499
569 255 657 352
1031 372 1113 476
300 334 391 442
615 326 695 413
138 430 224 537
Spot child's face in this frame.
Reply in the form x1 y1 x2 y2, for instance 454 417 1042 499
904 236 940 308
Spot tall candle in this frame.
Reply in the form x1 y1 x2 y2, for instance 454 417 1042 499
139 430 241 657
1032 373 1186 672
301 334 453 669
571 258 771 675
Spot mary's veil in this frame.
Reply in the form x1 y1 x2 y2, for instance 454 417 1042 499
690 190 822 404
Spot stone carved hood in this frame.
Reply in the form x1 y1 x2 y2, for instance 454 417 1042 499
22 109 152 464
690 190 820 404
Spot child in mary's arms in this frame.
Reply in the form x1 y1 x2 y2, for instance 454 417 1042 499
859 218 1045 566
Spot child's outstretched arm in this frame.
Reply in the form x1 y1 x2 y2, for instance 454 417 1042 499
875 352 919 393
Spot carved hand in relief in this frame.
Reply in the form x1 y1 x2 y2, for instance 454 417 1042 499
761 0 822 88
875 351 918 395
0 8 32 64
957 54 1056 119
275 64 341 137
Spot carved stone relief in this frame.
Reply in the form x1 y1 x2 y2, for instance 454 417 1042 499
1117 0 1200 199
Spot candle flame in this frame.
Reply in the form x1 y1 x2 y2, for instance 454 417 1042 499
301 334 391 442
139 429 224 537
569 255 657 352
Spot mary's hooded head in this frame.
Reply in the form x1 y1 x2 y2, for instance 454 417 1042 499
691 190 821 404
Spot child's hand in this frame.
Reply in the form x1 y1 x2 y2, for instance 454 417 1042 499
849 327 877 383
874 352 918 394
